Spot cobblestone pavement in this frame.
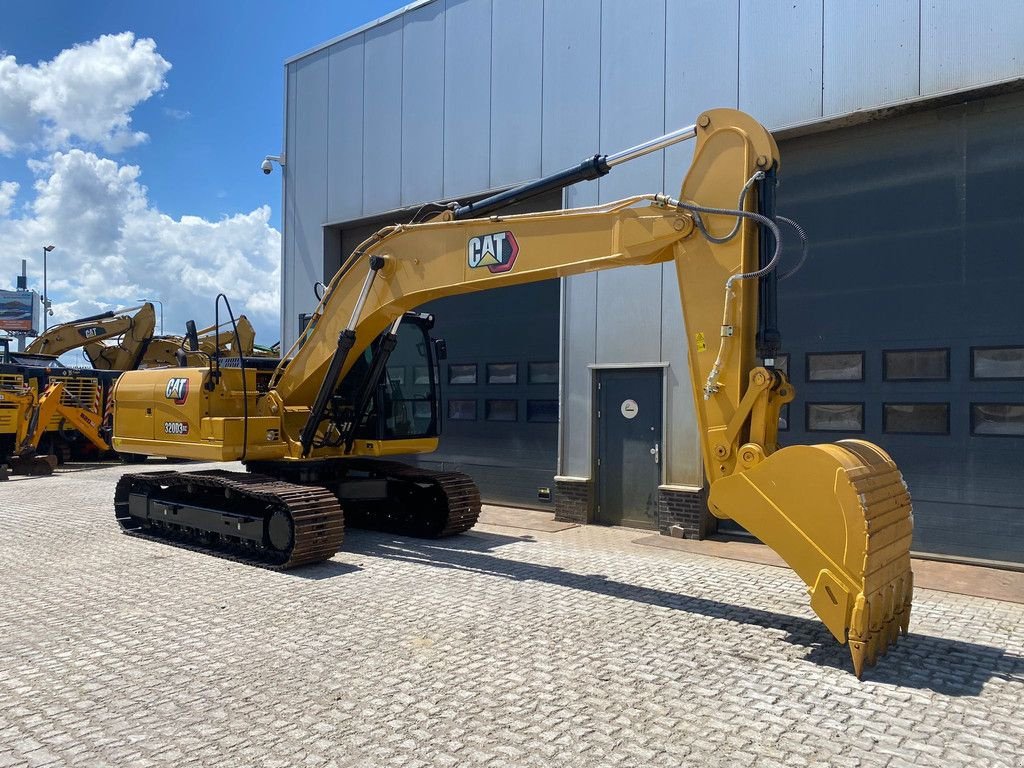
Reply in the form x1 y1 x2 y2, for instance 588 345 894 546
1 462 1022 768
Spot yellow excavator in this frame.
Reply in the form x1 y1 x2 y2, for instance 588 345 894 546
0 379 112 474
27 303 156 367
110 110 913 676
88 315 259 369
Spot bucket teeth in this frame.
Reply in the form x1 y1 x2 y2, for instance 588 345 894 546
706 437 914 677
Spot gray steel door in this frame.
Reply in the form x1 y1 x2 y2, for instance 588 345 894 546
595 369 662 529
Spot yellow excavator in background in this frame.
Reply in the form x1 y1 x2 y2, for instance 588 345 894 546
110 109 913 676
88 315 259 369
27 304 156 367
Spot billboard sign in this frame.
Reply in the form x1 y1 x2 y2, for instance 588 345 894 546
0 289 40 335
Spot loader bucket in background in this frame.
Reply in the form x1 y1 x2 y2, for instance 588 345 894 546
707 439 914 677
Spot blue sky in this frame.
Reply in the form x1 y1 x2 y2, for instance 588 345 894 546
0 0 405 342
2 0 405 226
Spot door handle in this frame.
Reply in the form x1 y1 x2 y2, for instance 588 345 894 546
650 442 660 464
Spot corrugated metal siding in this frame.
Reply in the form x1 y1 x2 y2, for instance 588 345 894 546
326 37 364 223
738 0 823 128
544 0 601 480
823 0 920 116
443 0 491 196
362 21 404 213
489 0 543 187
920 1 1024 95
284 51 329 345
401 3 446 205
283 0 1024 515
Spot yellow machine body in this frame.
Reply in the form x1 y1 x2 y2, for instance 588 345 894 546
112 366 437 461
112 109 913 675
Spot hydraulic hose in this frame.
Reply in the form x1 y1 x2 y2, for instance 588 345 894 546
655 190 783 399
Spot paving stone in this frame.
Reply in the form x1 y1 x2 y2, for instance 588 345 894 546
0 462 1022 767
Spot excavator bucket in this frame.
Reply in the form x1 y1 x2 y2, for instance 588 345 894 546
708 439 913 677
8 453 58 476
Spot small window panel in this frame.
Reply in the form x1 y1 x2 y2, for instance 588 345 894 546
972 347 1024 380
486 399 518 421
971 403 1024 437
528 361 559 384
883 403 949 435
806 403 864 432
487 362 518 385
807 352 864 382
414 366 430 385
387 367 406 386
527 399 559 423
447 399 476 421
883 349 949 381
448 363 477 385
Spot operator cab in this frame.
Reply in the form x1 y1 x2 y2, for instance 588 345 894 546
334 312 445 444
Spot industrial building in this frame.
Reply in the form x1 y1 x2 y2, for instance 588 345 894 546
278 0 1024 566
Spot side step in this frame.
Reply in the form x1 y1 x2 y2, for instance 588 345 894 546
115 470 344 569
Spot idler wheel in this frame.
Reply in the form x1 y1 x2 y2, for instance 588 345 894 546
267 509 294 552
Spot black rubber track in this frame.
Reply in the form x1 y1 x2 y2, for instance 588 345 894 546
115 470 344 570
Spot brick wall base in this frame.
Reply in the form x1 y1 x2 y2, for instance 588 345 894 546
657 486 713 539
554 478 713 538
554 477 592 525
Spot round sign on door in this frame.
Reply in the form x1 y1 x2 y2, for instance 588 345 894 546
620 399 639 419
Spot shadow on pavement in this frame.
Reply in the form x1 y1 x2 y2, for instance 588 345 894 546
344 527 1023 696
283 559 362 580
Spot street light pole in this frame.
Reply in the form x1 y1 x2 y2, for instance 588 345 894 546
137 297 164 335
42 244 55 332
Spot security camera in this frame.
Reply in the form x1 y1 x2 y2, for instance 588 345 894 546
261 154 284 175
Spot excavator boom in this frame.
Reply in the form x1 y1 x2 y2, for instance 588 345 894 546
27 303 155 364
112 109 913 676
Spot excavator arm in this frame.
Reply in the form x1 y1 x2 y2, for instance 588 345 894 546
27 303 155 361
112 109 912 675
82 304 157 371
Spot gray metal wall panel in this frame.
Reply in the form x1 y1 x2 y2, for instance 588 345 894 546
560 271 598 478
544 0 601 478
362 21 404 213
739 0 823 128
489 0 543 187
597 0 666 203
326 37 365 224
282 62 298 345
595 0 664 366
921 1 1024 95
401 4 446 205
289 51 330 344
823 0 919 116
443 0 492 196
661 0 739 487
541 0 601 205
664 0 738 184
659 264 701 487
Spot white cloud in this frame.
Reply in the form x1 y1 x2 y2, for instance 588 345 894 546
0 180 17 216
0 32 170 153
0 150 280 341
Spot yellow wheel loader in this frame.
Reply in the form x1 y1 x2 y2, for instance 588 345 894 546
110 110 913 676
